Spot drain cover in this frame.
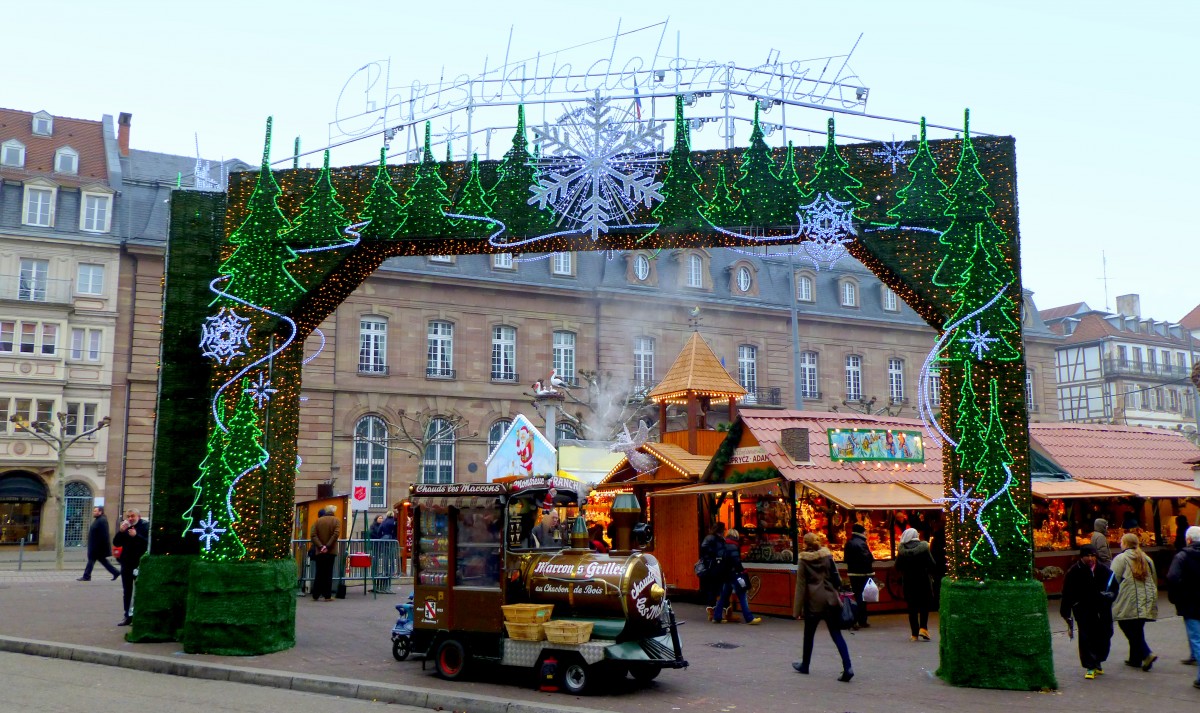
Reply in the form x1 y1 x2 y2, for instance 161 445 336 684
708 641 741 649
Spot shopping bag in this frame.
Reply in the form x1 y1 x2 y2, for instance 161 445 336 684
837 592 857 630
862 577 880 603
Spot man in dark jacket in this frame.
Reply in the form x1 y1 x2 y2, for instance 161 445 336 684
844 523 874 629
1060 544 1116 679
78 506 120 581
701 522 726 620
712 529 762 625
1166 525 1200 684
380 513 398 540
112 509 150 626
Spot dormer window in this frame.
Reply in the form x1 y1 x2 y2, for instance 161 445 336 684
55 147 78 175
1 140 25 168
32 112 53 136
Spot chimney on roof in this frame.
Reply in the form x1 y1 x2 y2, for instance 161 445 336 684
1115 294 1141 319
118 112 132 157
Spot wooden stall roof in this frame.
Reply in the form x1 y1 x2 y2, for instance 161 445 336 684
598 442 712 487
1030 478 1130 499
654 478 786 497
647 332 746 403
1088 479 1200 499
800 481 941 510
1028 423 1200 482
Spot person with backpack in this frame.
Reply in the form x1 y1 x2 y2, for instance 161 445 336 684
711 528 762 625
700 522 726 621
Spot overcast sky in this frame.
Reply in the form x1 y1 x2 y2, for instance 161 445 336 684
5 1 1195 321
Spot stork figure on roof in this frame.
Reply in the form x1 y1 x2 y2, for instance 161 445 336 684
549 368 572 390
611 420 658 475
531 380 559 398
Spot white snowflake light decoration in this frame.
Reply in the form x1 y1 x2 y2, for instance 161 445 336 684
797 192 857 270
872 138 915 174
200 307 252 365
244 371 279 409
530 93 665 240
934 479 984 523
191 510 227 550
959 319 1000 360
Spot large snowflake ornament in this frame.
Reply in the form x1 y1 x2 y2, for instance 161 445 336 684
191 510 227 550
872 137 915 174
797 192 857 270
244 371 279 409
200 307 252 365
959 319 1000 360
934 478 984 523
530 93 665 240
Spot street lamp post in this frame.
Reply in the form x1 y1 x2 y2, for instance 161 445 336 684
10 412 111 570
789 249 805 411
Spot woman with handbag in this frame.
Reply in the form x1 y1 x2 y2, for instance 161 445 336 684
711 528 763 626
793 532 854 682
1112 533 1159 671
895 528 936 641
1060 544 1117 679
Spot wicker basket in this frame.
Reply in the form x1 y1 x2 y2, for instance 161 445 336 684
501 603 554 624
504 621 546 641
543 620 593 645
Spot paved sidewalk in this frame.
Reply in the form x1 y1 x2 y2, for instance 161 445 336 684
0 570 1197 713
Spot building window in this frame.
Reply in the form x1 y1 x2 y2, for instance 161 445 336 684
429 255 453 264
738 345 757 392
1025 369 1035 407
1137 384 1150 410
882 286 898 312
1117 345 1128 367
888 358 905 403
20 323 36 354
70 328 103 361
927 368 941 406
76 264 104 295
491 325 517 381
1153 386 1164 410
1 140 24 167
1161 350 1172 373
426 321 454 378
64 402 99 437
11 397 55 430
840 281 857 307
1148 350 1157 371
0 321 54 355
358 318 387 374
551 252 573 276
634 336 655 389
634 255 651 281
420 417 455 484
800 351 819 399
493 253 514 269
40 324 57 355
1131 347 1142 366
736 265 752 293
488 419 512 456
1177 352 1188 370
23 187 55 227
556 422 579 442
553 331 576 385
1168 389 1180 412
354 415 388 508
796 274 814 302
19 259 49 301
686 254 703 288
32 112 53 135
54 147 78 174
845 355 862 401
81 193 112 233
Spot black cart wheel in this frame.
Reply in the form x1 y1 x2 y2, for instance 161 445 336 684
435 638 468 680
630 665 662 683
560 656 591 695
392 636 411 661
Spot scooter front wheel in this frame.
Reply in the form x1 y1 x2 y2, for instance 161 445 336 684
392 636 411 661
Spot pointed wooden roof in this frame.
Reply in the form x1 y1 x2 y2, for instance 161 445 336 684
647 332 747 404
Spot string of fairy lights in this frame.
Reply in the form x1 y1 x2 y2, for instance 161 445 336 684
192 97 1031 583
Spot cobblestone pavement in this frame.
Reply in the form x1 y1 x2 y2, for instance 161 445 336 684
0 570 1196 713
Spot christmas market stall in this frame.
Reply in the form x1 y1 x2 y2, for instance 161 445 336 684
654 410 945 616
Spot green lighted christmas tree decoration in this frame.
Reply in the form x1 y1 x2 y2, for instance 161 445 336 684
943 233 1021 363
360 147 406 239
887 118 950 231
400 123 457 238
705 166 739 225
731 105 792 227
281 150 352 248
805 117 870 215
932 109 1013 287
968 378 1030 574
779 141 806 217
487 105 556 238
952 361 987 472
216 118 303 311
452 153 494 238
650 95 709 232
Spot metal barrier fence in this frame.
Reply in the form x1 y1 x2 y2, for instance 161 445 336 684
291 538 403 597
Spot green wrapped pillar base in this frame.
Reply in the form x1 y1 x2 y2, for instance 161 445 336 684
937 578 1057 690
181 559 297 655
126 554 197 643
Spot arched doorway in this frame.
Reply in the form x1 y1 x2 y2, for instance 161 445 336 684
63 481 94 548
0 471 47 545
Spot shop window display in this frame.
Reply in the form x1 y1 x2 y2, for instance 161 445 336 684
1032 499 1071 551
455 509 502 587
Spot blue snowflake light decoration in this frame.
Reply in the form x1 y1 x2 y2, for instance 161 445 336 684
191 510 227 550
200 307 252 365
244 371 279 409
797 192 857 270
934 478 985 523
872 137 915 174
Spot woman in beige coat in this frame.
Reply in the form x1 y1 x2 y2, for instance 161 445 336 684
1111 533 1158 670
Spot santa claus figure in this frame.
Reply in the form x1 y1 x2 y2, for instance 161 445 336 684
515 426 534 477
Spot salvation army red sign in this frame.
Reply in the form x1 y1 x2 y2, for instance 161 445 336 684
350 484 369 512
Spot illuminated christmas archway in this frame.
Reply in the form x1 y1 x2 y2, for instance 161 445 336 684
139 98 1053 690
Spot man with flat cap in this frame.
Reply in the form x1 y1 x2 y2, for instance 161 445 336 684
1061 544 1118 680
